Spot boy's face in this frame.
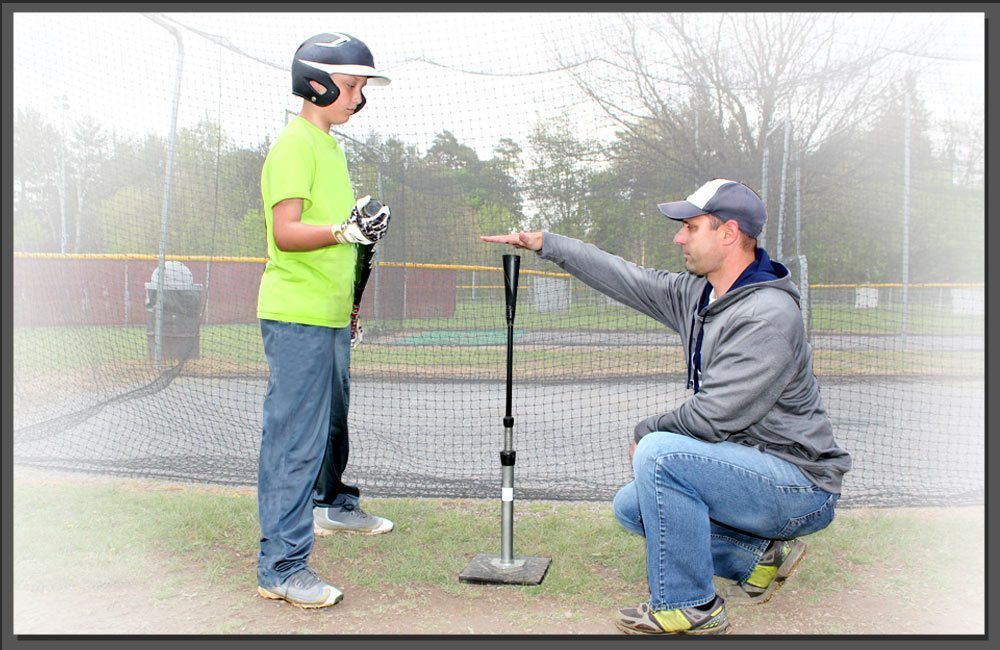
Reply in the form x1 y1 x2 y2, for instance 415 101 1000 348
310 73 368 124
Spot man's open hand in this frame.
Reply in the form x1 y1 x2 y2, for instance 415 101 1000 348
480 231 544 251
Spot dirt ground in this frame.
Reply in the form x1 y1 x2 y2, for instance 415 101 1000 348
12 548 985 637
11 469 986 637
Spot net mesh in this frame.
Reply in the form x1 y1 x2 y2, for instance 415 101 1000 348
12 11 985 506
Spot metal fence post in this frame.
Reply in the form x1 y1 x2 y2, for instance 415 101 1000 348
144 13 185 369
902 87 911 339
776 118 791 261
760 120 786 252
760 147 769 251
794 152 802 257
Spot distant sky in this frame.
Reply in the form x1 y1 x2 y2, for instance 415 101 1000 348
12 10 985 159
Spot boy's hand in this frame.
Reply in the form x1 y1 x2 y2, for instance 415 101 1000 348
331 220 373 245
352 195 391 242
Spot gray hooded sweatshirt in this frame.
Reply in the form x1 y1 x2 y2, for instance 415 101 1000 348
538 232 851 494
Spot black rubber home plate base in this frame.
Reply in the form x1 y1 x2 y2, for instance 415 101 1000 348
458 553 551 585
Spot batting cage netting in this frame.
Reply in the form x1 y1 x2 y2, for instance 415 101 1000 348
12 12 984 506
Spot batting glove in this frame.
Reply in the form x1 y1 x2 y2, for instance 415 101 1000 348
352 195 391 243
331 219 374 246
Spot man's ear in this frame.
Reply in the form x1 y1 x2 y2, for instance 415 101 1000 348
309 79 328 95
722 219 741 244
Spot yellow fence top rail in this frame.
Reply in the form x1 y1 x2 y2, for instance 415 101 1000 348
13 252 984 287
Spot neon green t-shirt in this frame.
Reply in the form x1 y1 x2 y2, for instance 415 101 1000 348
257 116 358 328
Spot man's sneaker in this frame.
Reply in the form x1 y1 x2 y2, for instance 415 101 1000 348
615 596 730 635
728 538 807 604
257 567 343 609
314 502 394 536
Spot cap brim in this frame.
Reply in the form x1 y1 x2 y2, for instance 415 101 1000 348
656 200 707 221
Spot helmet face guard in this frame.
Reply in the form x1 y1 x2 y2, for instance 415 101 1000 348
291 33 390 111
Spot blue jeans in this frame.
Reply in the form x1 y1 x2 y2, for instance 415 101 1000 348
613 431 838 611
257 320 359 588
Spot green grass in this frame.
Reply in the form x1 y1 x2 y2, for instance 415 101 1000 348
812 349 984 377
12 486 155 589
13 291 983 382
811 304 984 336
767 507 984 602
12 479 648 608
12 474 984 616
12 483 259 592
385 300 666 332
409 287 985 335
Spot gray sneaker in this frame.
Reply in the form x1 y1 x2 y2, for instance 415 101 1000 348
257 567 343 609
314 503 394 536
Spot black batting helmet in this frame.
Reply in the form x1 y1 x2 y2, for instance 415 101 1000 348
291 33 390 110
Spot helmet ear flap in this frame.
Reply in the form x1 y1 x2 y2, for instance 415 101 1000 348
292 59 341 106
353 91 367 114
308 77 340 107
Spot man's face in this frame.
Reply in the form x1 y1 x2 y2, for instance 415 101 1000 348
312 73 368 124
672 213 725 276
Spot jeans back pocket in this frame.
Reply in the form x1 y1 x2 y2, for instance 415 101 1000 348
778 491 838 539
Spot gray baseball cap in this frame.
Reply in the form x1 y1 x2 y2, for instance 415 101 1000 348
657 179 767 238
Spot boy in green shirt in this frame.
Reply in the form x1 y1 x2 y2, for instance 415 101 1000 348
256 32 393 609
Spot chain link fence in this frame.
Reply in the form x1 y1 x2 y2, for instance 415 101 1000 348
12 11 985 506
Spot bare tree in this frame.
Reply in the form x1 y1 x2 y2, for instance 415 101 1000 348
939 118 985 187
558 13 913 184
